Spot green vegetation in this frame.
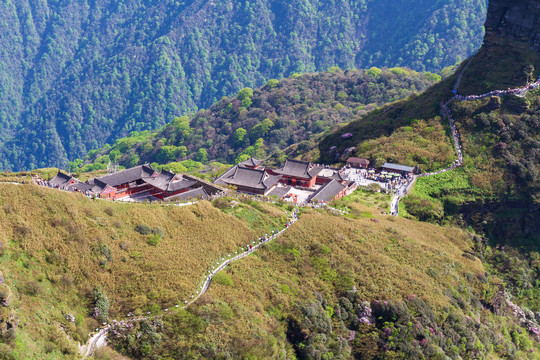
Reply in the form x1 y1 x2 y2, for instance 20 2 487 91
319 71 460 164
107 205 540 359
0 168 536 359
458 37 540 95
405 89 540 311
317 13 540 335
0 182 290 358
357 118 455 171
332 187 392 215
81 68 440 169
0 1 487 170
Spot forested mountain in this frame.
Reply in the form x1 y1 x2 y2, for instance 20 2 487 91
80 67 440 173
2 0 540 359
0 0 487 170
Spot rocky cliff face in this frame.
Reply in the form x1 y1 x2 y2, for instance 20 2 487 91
484 0 540 52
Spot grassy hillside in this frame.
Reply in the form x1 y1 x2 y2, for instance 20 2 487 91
314 21 540 351
0 183 289 358
318 70 458 166
457 35 540 96
405 87 540 311
107 201 540 359
0 177 537 358
319 35 540 167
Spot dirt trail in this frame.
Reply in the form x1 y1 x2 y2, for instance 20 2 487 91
80 210 299 358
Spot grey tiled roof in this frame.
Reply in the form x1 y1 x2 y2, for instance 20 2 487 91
142 170 176 191
183 174 224 195
87 178 110 193
267 186 292 199
165 187 208 201
68 182 94 192
214 165 280 190
49 171 76 188
310 179 346 203
274 159 322 179
214 166 238 186
239 157 263 168
166 178 198 192
96 165 155 187
381 163 415 173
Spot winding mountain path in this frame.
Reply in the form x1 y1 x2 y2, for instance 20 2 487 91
80 209 299 358
80 71 540 357
389 71 540 216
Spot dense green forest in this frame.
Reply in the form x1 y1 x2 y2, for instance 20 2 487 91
79 67 440 173
0 0 487 170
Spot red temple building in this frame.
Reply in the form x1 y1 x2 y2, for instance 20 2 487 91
48 164 222 201
270 159 322 188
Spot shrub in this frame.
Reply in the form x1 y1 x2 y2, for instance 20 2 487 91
0 343 14 360
213 198 229 209
366 67 382 77
403 195 443 222
130 251 143 260
146 234 160 247
213 273 233 286
49 217 64 227
23 281 42 296
426 268 439 278
320 245 331 255
104 207 114 216
93 286 109 323
47 326 75 355
135 224 152 235
13 225 31 238
100 244 112 261
2 204 14 215
266 79 279 88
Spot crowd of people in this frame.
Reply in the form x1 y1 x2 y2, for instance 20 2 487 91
346 167 413 193
454 77 540 101
443 104 463 164
96 208 300 348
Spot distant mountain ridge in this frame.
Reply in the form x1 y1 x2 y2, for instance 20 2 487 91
79 67 440 173
0 0 487 170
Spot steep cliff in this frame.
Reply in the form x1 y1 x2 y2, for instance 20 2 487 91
484 0 540 51
458 0 540 93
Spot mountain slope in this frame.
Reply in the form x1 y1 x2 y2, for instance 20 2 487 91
1 182 538 359
0 0 487 170
0 183 288 358
108 200 540 359
79 67 440 172
318 0 540 315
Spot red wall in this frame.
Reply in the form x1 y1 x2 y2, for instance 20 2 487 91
280 176 317 188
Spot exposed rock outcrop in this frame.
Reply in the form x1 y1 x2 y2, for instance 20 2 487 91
484 0 540 52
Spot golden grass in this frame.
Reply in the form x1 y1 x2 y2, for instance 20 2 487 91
0 182 495 358
211 206 483 307
0 184 272 311
358 118 455 170
182 205 488 357
0 183 290 358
